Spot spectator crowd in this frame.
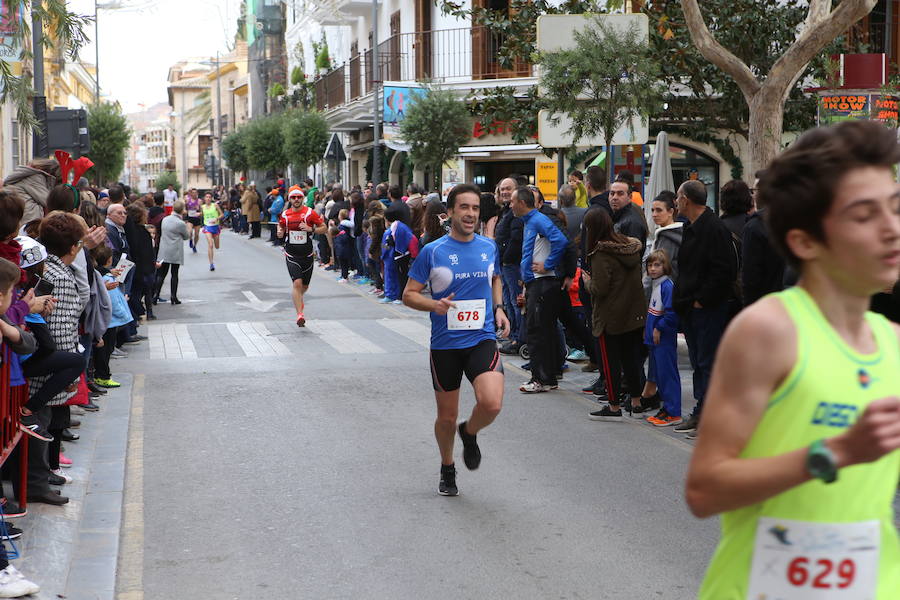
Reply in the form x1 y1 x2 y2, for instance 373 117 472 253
0 151 206 596
266 165 898 437
0 147 898 598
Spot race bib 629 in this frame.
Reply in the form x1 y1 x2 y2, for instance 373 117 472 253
747 517 880 599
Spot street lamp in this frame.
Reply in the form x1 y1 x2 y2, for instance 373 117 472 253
371 0 380 184
169 110 187 190
94 1 99 104
198 54 225 189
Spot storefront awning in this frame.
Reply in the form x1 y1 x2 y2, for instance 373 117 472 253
458 144 541 154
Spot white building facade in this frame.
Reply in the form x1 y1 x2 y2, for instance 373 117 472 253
281 0 739 201
167 61 215 192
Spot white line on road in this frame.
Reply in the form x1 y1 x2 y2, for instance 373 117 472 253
237 290 278 312
305 320 386 354
175 323 197 359
226 321 291 357
377 318 430 348
148 323 196 360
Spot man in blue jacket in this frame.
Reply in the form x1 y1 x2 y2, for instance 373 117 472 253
510 186 569 393
493 177 524 354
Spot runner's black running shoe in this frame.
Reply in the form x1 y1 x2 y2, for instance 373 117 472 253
458 421 481 470
439 464 458 496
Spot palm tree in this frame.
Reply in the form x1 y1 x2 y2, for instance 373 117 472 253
184 89 212 136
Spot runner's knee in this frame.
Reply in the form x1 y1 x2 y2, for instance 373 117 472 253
435 411 457 428
435 397 459 423
477 397 502 418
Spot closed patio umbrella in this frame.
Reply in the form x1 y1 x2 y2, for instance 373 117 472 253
644 131 675 238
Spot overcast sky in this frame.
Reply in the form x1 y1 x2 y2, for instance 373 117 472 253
69 0 242 114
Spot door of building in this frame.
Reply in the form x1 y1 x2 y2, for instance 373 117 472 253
471 159 535 193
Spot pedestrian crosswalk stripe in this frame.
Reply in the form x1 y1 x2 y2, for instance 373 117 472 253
377 318 430 348
226 321 291 357
147 318 425 359
305 320 385 354
148 323 196 360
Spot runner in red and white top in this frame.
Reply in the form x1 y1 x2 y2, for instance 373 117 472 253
277 185 326 327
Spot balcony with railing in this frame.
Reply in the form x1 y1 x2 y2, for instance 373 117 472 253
313 26 533 112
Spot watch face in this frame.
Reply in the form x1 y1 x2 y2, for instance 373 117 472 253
809 453 831 472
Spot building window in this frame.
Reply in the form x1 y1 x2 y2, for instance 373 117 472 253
198 134 212 167
10 120 19 167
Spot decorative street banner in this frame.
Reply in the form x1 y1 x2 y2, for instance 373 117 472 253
0 1 23 63
817 93 899 128
383 83 425 150
871 94 899 128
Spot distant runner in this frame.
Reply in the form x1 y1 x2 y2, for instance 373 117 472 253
687 120 900 599
278 185 326 327
185 189 202 252
403 183 510 496
201 192 223 271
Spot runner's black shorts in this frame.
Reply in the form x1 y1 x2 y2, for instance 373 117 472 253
187 216 202 227
430 339 504 392
285 254 314 285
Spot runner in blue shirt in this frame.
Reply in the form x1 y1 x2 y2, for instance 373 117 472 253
404 183 510 496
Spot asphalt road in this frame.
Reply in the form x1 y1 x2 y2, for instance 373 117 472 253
118 230 720 599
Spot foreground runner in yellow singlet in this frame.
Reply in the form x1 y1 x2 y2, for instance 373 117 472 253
686 120 900 599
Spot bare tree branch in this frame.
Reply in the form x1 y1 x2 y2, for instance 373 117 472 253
768 0 877 94
679 0 877 175
679 0 760 98
805 0 832 29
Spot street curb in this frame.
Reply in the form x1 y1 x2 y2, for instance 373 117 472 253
116 374 144 600
15 372 133 600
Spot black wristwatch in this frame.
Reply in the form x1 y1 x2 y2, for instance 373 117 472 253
806 439 838 484
494 304 505 313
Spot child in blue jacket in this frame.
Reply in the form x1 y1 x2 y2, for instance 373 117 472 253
643 249 682 427
92 245 133 389
380 203 418 304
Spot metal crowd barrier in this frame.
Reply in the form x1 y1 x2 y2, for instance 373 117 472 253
0 355 29 509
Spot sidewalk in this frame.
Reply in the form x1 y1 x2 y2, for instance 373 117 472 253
12 373 134 600
500 339 697 442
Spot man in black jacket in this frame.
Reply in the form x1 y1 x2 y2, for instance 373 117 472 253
673 180 735 436
388 184 410 226
574 165 613 376
741 170 785 305
579 165 613 258
494 177 524 354
585 165 613 217
609 179 648 252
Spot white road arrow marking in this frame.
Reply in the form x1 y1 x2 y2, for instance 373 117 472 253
236 290 278 313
